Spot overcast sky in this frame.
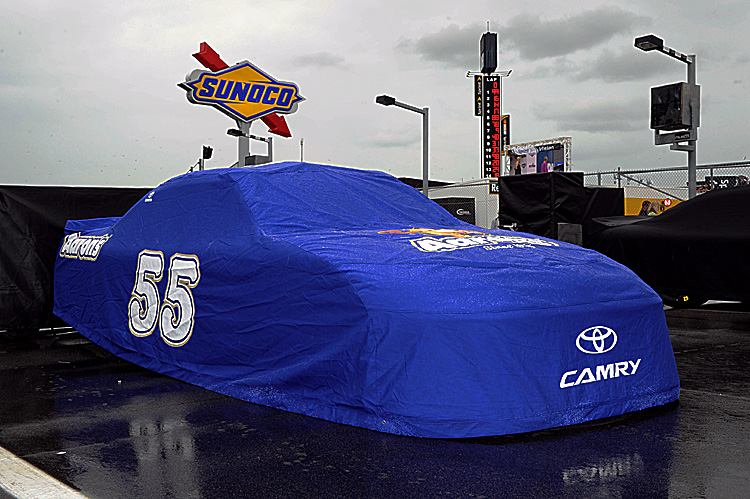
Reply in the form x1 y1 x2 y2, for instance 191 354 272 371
2 0 749 187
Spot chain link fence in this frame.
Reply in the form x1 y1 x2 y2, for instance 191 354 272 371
422 160 750 225
584 161 750 201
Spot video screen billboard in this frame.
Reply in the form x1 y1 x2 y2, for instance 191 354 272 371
507 138 570 175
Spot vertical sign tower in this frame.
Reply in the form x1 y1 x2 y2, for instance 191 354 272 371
469 30 510 180
483 75 502 178
481 31 499 179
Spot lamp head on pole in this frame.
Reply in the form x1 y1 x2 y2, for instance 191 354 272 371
375 95 396 106
635 34 664 52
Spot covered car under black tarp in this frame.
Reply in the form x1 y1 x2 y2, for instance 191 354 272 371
586 185 750 305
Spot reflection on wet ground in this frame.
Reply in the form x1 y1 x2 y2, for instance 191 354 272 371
1 303 748 498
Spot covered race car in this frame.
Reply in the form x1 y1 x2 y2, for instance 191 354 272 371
586 184 750 307
53 162 679 438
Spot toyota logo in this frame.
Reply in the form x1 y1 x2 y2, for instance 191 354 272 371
576 326 617 354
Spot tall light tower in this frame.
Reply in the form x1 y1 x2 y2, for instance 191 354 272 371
375 95 430 197
635 34 700 199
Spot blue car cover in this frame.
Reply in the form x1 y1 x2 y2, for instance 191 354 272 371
54 162 679 438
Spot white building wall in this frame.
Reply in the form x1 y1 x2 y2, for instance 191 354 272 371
427 179 497 229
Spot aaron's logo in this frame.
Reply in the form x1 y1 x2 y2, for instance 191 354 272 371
378 227 559 253
59 233 109 261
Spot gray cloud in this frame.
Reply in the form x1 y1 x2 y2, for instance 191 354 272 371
532 98 647 133
571 48 679 83
518 57 578 80
396 23 481 68
369 129 421 148
503 6 650 61
516 48 678 84
293 51 346 69
397 7 649 69
575 47 674 82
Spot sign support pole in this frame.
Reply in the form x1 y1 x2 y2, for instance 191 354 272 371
422 107 429 198
687 56 697 199
237 121 251 167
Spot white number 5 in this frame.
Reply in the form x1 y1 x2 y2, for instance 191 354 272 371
128 250 201 347
160 254 200 347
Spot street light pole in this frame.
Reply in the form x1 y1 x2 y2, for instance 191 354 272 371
375 95 430 198
635 34 698 199
687 56 697 198
237 121 251 167
421 107 429 198
227 125 273 166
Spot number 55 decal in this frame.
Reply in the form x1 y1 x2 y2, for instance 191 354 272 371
128 250 201 347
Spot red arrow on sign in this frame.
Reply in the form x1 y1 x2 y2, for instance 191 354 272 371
192 42 292 138
260 114 291 138
193 42 228 72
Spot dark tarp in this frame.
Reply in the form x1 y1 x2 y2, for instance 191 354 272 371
396 177 451 190
499 172 623 239
0 186 150 330
585 185 750 302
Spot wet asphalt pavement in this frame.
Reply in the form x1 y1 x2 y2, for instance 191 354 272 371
1 303 749 498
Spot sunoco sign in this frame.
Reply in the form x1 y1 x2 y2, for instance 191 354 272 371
179 61 304 123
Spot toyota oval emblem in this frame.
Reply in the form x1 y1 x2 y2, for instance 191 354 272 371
576 326 617 354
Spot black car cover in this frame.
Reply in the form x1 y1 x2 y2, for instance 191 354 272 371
586 185 750 302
